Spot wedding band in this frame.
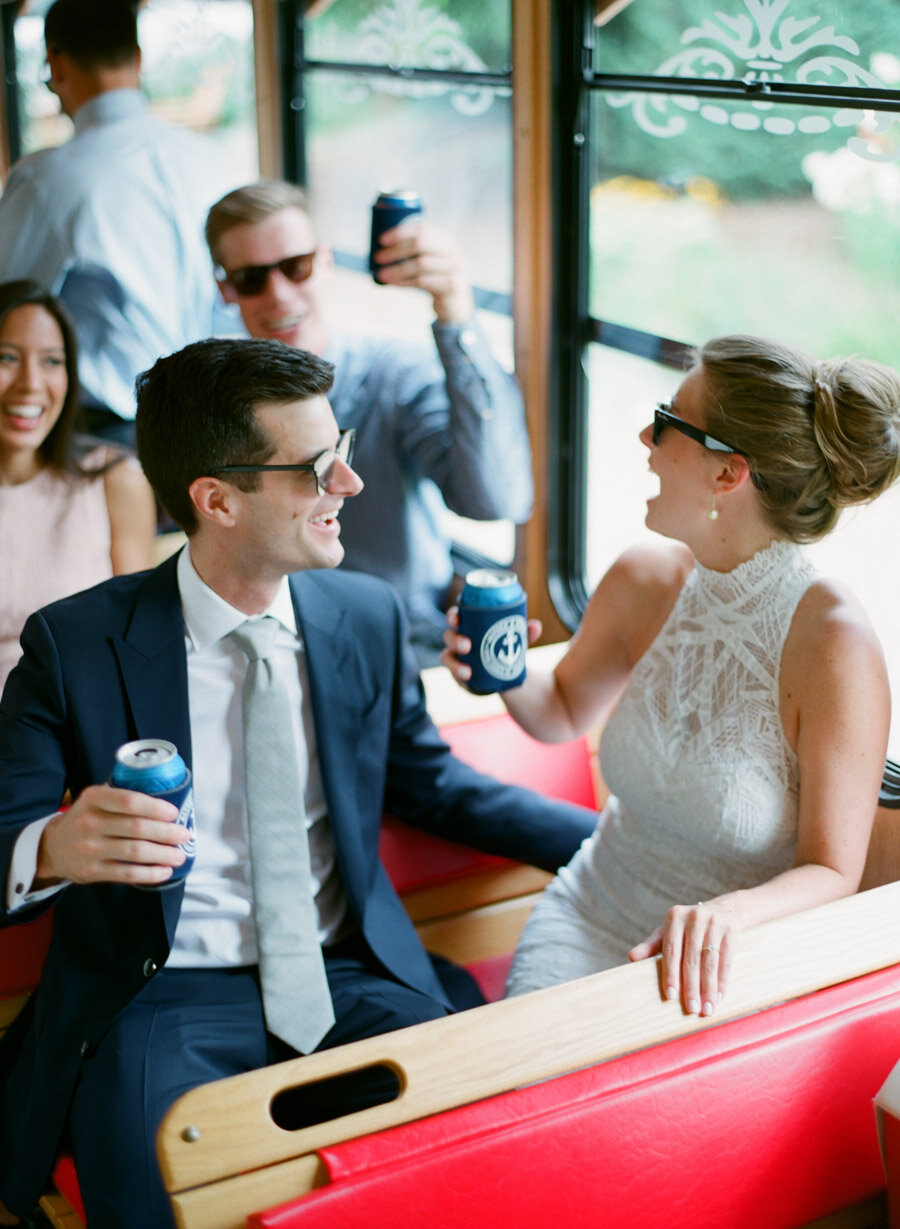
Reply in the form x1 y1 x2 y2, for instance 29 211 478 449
702 945 719 954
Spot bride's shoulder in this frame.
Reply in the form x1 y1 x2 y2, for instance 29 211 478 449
603 540 693 599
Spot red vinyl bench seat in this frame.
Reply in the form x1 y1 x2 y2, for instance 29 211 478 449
248 965 900 1229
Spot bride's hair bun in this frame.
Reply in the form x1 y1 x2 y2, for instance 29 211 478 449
698 335 900 542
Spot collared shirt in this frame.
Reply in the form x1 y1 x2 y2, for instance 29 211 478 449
0 89 241 419
323 322 534 639
168 547 350 965
6 549 352 965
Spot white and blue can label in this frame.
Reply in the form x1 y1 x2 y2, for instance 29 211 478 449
111 739 196 888
458 568 528 695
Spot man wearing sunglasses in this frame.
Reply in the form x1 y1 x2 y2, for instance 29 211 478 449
0 0 240 446
0 336 592 1229
206 180 534 666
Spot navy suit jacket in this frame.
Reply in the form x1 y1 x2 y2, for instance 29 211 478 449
0 553 593 1207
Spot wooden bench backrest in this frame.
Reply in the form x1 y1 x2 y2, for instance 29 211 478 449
156 881 900 1229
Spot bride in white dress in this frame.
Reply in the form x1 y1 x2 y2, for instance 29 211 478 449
443 334 900 1018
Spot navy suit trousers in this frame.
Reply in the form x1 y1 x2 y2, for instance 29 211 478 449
68 941 480 1229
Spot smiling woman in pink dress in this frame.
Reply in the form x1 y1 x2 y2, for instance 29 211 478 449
0 280 156 690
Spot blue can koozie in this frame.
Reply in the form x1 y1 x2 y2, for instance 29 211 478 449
369 189 423 277
458 569 528 695
111 739 196 888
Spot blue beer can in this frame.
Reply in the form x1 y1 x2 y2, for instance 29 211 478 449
369 189 423 277
458 568 528 695
111 739 196 888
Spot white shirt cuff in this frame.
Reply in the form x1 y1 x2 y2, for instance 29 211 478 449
7 814 69 911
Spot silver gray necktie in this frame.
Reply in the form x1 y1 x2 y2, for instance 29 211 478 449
231 616 335 1053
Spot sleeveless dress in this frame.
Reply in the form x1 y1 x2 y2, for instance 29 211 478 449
0 461 114 691
505 538 817 996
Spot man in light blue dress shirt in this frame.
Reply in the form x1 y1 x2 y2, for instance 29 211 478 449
206 180 535 664
0 0 239 444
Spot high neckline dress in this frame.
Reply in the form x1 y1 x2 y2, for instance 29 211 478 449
506 539 817 996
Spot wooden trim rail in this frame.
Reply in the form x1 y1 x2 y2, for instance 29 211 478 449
157 880 900 1229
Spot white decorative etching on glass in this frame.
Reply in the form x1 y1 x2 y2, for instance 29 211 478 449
337 0 502 116
607 0 898 160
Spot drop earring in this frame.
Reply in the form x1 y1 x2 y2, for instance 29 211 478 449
707 493 718 522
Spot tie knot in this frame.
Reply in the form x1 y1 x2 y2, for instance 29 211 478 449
231 616 280 663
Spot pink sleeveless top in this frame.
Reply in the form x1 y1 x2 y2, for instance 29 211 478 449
0 460 114 691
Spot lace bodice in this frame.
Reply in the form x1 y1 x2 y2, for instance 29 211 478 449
602 537 816 858
506 539 817 993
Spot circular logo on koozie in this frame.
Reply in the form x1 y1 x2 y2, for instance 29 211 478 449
480 616 527 681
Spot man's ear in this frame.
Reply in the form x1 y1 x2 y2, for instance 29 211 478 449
216 276 238 305
314 244 335 277
45 47 67 88
188 476 238 528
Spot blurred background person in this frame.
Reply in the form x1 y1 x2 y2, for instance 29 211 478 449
206 179 534 665
0 280 156 689
0 0 240 445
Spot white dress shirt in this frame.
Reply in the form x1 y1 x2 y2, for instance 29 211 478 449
7 548 352 966
0 89 241 418
170 548 350 965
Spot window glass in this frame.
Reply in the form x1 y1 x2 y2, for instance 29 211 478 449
303 0 512 74
300 1 516 563
590 96 900 364
581 0 900 748
303 72 513 295
11 0 258 181
591 0 899 85
584 344 681 584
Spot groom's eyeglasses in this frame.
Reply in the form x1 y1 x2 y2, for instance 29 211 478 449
212 429 356 496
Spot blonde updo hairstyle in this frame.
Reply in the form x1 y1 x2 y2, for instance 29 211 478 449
697 334 900 542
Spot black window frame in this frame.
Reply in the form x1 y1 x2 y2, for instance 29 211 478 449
1 0 23 168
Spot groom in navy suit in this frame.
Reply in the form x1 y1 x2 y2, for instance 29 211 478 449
0 338 593 1228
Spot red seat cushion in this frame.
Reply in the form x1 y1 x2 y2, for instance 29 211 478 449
0 908 53 1000
465 954 512 1003
0 910 84 1224
380 717 596 894
50 1153 85 1225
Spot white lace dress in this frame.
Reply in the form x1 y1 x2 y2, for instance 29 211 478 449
505 539 817 996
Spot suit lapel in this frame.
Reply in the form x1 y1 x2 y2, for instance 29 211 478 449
106 552 192 937
111 552 193 767
291 572 357 768
291 573 374 901
291 572 349 679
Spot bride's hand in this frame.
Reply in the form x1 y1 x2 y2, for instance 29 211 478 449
440 605 543 687
628 899 738 1016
